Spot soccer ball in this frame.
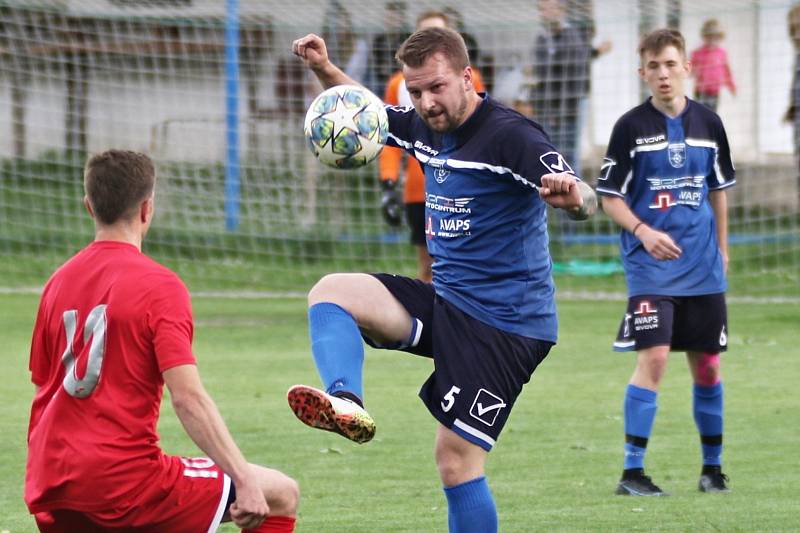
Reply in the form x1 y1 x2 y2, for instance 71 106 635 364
304 84 388 169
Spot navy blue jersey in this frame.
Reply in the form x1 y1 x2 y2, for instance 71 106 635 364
596 98 735 296
385 94 572 342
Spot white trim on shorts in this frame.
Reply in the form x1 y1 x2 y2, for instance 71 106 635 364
453 418 496 448
614 339 636 350
207 474 231 533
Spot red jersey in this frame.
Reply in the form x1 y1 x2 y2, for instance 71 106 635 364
25 240 197 515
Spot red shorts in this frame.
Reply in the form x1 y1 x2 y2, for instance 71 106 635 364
34 457 231 533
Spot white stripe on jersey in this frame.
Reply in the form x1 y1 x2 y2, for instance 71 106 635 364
685 137 735 187
629 141 668 158
387 109 541 190
597 169 634 197
453 418 496 448
423 156 540 190
620 169 635 195
596 186 625 198
387 132 413 150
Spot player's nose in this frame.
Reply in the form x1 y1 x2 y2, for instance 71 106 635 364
419 92 436 112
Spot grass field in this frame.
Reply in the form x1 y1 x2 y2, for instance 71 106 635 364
1 293 798 532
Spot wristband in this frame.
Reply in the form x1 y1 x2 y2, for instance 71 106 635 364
632 221 644 237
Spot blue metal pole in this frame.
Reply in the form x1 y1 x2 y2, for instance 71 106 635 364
224 0 241 231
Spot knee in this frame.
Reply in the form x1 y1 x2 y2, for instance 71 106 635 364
308 274 342 306
266 474 300 517
436 444 485 487
641 352 669 382
436 450 467 487
695 353 721 386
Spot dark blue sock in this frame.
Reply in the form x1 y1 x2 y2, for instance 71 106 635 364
623 384 658 470
308 302 364 400
444 477 497 533
693 382 724 466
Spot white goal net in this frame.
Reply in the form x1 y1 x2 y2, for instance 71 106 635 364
0 0 797 300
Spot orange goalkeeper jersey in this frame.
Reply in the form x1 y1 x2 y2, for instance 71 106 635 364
379 69 485 203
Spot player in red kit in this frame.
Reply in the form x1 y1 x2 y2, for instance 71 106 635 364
25 150 299 532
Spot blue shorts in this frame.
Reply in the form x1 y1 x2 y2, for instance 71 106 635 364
368 273 553 451
613 293 728 353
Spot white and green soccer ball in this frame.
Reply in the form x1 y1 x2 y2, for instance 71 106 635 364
304 84 389 169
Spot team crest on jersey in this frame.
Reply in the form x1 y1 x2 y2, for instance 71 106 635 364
539 151 574 174
668 143 686 168
434 167 451 184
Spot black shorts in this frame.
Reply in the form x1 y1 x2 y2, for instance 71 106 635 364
367 273 553 451
405 202 426 246
613 293 728 353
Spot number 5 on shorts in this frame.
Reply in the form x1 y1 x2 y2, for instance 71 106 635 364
441 385 461 412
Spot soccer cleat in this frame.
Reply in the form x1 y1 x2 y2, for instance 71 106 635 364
287 384 376 444
699 471 730 493
615 469 668 496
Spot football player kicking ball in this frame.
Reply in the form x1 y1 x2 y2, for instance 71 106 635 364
596 29 735 496
25 150 299 532
290 27 597 532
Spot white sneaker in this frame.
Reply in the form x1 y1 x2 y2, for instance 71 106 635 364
287 384 376 444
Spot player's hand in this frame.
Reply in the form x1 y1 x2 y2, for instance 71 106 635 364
538 172 581 210
229 481 269 530
380 180 403 227
292 33 329 72
637 225 682 261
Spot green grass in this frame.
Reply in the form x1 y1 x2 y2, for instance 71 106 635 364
1 294 798 531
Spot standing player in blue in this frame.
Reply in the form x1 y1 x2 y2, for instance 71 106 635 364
290 27 597 531
596 29 735 496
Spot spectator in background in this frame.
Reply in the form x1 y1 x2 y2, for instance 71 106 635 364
379 9 486 283
442 6 481 72
567 0 612 175
322 0 370 84
690 19 736 111
531 0 594 177
786 4 800 201
368 1 411 95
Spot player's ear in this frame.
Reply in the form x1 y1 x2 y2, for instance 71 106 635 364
83 196 94 218
463 65 473 91
140 194 154 224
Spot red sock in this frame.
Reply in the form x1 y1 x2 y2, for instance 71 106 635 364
243 515 296 533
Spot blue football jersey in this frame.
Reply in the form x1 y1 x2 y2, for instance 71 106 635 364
596 98 735 296
385 94 575 342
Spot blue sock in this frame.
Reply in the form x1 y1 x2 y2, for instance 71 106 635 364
623 384 658 471
443 477 497 533
693 382 724 466
308 302 364 400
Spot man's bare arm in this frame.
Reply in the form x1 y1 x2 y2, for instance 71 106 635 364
292 33 358 89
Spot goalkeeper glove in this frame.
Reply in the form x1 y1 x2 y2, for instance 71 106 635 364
380 180 403 227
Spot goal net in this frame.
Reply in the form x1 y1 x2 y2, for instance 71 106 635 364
1 0 797 300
